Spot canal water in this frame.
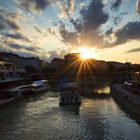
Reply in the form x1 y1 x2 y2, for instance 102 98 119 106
0 86 140 140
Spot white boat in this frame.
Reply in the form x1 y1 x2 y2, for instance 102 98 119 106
2 84 34 96
1 80 50 97
59 82 81 106
0 61 26 93
32 80 51 93
0 61 25 83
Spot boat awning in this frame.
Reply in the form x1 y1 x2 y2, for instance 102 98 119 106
62 82 79 89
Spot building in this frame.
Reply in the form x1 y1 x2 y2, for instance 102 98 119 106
0 52 43 71
64 53 80 65
51 58 65 69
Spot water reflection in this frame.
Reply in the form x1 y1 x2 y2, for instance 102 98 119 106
0 89 140 140
94 86 110 94
81 81 110 96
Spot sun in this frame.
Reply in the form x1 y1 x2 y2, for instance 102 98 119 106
79 47 94 60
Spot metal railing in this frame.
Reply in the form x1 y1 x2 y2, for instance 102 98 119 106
0 66 25 73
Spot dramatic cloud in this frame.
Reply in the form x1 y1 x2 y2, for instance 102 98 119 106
57 0 75 18
0 7 20 30
80 0 108 31
14 0 75 18
3 33 30 42
70 18 83 32
59 22 78 45
1 0 140 63
6 18 20 30
113 16 122 25
14 0 50 13
105 28 113 35
113 22 140 45
6 42 39 52
59 0 109 48
126 47 140 53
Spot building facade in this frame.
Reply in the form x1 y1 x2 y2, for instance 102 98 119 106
0 52 43 71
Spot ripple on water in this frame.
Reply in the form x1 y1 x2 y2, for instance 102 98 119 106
0 91 140 140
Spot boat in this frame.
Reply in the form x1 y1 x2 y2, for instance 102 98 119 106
1 80 50 98
110 80 140 116
59 82 81 106
32 80 51 93
1 84 34 97
0 61 27 90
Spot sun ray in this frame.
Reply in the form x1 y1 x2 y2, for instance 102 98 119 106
76 60 84 81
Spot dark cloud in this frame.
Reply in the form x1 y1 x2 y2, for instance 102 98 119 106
59 22 78 45
0 8 20 30
114 22 140 45
111 0 122 10
0 23 5 30
113 16 122 25
105 28 113 35
14 0 50 13
59 0 108 48
14 0 75 17
6 42 38 52
3 33 30 42
6 18 20 30
0 14 6 29
34 25 49 37
34 26 43 34
80 0 108 31
70 18 83 32
126 47 140 53
120 12 129 15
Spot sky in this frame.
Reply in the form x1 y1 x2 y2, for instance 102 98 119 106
0 0 140 63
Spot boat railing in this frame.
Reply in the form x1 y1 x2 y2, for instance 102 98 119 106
0 66 25 73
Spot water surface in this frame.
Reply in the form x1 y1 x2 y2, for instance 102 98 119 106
0 90 140 140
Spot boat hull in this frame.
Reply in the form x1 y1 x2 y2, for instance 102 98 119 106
33 86 51 93
59 102 81 106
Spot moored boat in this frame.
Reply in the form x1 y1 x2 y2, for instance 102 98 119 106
59 82 81 106
110 80 140 116
32 80 51 93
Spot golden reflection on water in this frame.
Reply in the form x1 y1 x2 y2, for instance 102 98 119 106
94 86 110 94
81 99 95 108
